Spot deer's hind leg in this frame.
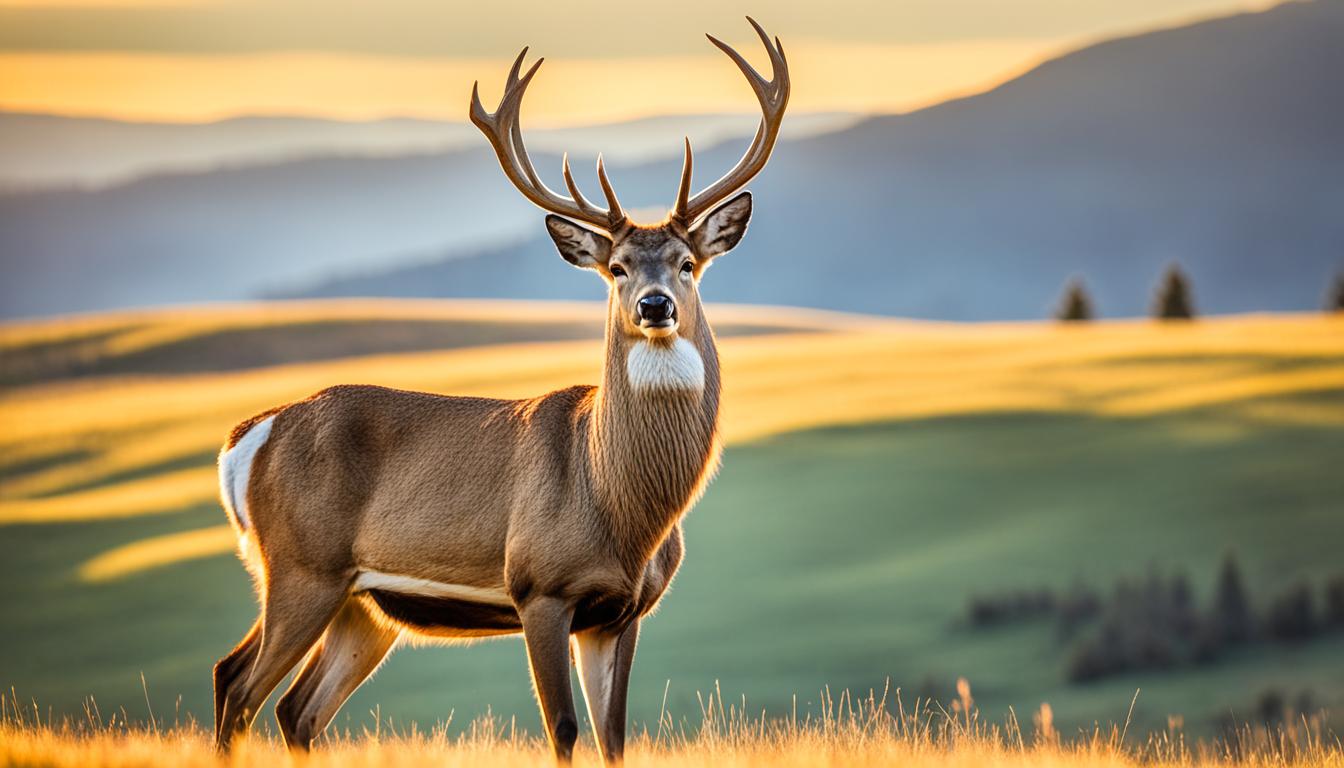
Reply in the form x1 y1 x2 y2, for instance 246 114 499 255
215 568 350 752
213 618 260 744
275 597 400 751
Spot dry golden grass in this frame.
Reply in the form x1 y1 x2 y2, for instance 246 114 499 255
77 525 236 584
1 303 1341 582
2 685 1339 768
0 467 217 525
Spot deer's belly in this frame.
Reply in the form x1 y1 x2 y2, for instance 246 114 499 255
356 569 521 637
355 569 663 637
365 589 523 637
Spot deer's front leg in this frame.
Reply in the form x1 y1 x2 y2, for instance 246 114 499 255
520 596 579 764
575 620 639 765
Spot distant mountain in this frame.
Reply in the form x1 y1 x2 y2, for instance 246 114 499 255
0 113 857 319
0 114 474 190
0 111 859 190
289 0 1344 320
2 1 1342 320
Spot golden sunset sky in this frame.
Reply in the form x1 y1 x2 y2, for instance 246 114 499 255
0 0 1274 124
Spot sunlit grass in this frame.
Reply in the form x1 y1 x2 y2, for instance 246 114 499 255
77 525 236 584
1 683 1339 768
0 467 216 524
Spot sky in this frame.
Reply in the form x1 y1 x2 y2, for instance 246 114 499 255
0 0 1276 125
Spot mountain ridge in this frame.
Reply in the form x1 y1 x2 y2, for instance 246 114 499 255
2 0 1340 320
0 110 860 190
286 0 1344 319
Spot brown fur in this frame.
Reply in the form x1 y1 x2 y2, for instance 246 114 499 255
224 405 285 449
213 221 736 763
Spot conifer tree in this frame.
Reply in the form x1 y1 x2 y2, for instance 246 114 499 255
1055 277 1095 322
1153 263 1196 320
1212 553 1254 645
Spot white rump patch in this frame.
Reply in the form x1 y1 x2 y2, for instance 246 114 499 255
354 570 513 606
626 337 705 392
218 415 275 532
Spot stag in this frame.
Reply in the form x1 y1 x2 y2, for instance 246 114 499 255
212 17 789 764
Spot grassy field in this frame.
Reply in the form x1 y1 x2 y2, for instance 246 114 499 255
1 301 1342 753
4 689 1342 768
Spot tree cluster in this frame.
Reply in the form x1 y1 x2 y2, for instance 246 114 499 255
964 556 1344 683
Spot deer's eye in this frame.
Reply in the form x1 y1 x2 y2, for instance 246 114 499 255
609 265 627 278
680 261 695 275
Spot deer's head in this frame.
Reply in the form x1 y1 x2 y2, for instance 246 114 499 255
470 18 789 343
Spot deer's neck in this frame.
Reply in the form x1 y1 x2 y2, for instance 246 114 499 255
589 299 722 566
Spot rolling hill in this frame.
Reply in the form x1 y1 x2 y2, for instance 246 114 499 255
1 300 1342 739
2 0 1342 321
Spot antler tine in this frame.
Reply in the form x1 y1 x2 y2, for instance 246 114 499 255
561 153 600 214
468 48 532 130
469 48 627 232
499 57 549 192
674 136 693 219
505 46 529 88
560 154 625 229
675 17 791 224
595 155 625 226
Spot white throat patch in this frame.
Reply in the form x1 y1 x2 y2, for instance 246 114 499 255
626 337 705 392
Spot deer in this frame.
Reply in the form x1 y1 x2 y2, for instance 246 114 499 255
211 17 788 765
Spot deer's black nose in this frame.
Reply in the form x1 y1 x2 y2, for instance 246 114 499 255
637 294 675 323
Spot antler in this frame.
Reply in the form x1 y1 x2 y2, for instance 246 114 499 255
470 49 628 232
674 17 791 225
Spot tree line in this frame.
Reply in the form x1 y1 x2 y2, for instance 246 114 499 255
1054 265 1344 321
964 554 1344 683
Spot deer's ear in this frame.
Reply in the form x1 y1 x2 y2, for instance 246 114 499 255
689 191 752 259
546 215 612 270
